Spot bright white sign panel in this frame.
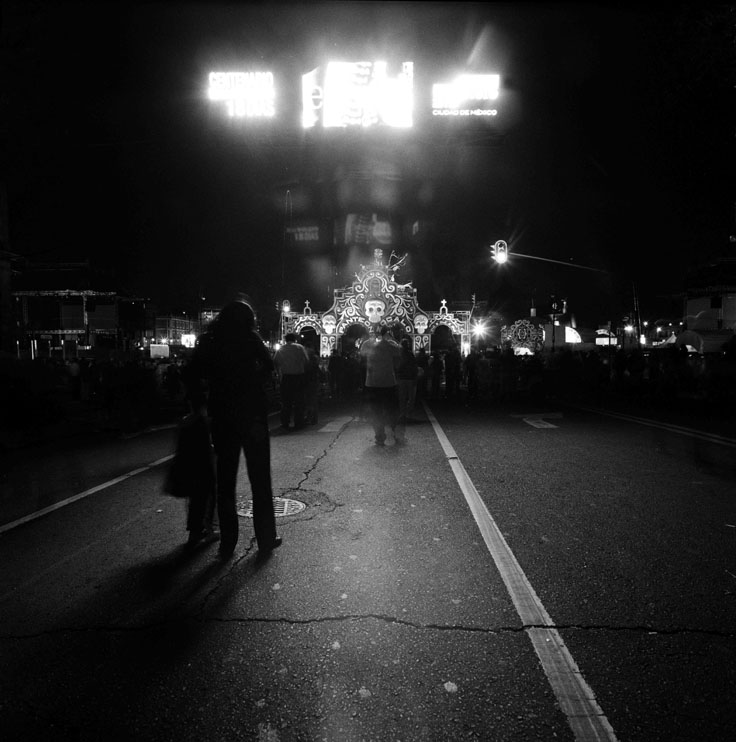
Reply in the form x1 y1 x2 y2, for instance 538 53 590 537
302 61 413 128
208 71 275 118
432 74 500 117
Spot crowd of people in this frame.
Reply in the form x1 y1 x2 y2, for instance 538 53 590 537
3 328 735 449
326 334 736 418
0 353 192 443
4 305 735 559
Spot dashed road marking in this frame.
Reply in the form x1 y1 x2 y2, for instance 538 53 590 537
511 412 562 429
524 418 558 428
317 416 353 433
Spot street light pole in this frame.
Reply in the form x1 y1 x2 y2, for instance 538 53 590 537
492 249 609 274
550 298 561 354
281 300 291 344
282 190 292 298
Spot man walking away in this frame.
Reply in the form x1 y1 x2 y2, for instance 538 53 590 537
274 333 309 430
360 326 402 445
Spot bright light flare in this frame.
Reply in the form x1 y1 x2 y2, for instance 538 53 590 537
208 71 275 118
302 61 413 128
491 239 508 264
432 74 499 108
432 73 499 116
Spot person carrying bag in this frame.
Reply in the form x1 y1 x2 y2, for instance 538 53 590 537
164 409 217 549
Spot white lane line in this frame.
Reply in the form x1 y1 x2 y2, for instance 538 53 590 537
424 403 618 742
0 408 339 534
575 406 736 448
0 455 174 535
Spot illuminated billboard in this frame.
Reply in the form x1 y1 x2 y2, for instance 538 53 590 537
431 74 500 117
208 71 276 118
302 61 413 128
205 66 501 124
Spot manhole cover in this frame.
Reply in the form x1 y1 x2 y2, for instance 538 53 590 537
238 497 306 518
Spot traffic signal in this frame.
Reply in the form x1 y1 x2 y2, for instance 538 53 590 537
491 240 508 264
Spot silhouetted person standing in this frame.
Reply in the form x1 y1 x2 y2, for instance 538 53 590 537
328 349 343 399
303 342 322 425
429 350 443 399
396 338 418 423
185 299 281 559
444 345 461 398
464 348 480 401
415 347 429 400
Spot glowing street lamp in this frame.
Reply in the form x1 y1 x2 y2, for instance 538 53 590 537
622 322 635 349
490 240 508 264
280 300 292 343
471 319 487 349
490 240 608 273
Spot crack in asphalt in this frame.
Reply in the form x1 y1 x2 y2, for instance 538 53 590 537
196 615 736 639
275 485 342 515
288 417 353 503
277 418 352 512
196 419 357 613
3 615 735 640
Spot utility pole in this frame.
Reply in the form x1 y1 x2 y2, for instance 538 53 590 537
632 282 641 341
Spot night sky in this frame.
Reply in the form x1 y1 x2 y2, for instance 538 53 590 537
2 2 733 331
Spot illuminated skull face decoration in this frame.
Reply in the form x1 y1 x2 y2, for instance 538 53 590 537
365 299 386 325
322 314 336 334
414 314 428 334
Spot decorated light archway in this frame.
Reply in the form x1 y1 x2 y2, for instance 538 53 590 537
284 249 471 356
501 319 545 354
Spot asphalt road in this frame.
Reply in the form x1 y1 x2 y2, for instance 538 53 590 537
1 395 734 741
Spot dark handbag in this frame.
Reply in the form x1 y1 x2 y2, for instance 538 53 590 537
164 412 216 499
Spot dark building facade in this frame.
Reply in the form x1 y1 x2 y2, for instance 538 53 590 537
9 261 155 359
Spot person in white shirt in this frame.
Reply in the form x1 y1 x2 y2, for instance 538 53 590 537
274 333 309 430
359 325 402 445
